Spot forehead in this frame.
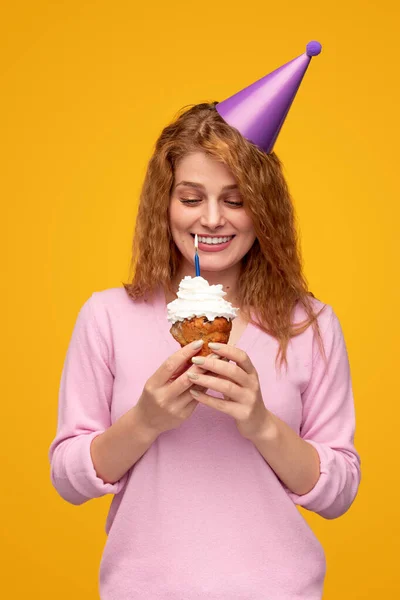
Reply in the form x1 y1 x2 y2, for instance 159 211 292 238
174 151 236 187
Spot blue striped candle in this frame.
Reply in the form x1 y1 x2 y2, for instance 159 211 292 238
195 252 200 276
194 234 201 276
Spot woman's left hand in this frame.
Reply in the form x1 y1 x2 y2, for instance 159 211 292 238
187 344 271 440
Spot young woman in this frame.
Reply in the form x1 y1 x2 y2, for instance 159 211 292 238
49 98 360 599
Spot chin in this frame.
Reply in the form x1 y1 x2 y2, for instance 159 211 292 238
199 260 236 273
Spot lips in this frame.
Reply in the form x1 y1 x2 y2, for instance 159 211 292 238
191 233 235 253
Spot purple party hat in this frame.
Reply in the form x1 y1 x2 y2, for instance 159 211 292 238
216 41 322 154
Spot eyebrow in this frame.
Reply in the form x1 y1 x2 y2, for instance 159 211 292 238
174 181 239 191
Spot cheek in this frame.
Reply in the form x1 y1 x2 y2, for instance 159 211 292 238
168 203 192 253
169 210 184 243
169 200 192 232
168 202 180 231
235 214 255 237
235 216 256 252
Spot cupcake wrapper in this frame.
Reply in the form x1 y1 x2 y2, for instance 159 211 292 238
170 316 232 356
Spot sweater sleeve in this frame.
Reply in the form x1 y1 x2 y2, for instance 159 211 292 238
286 306 361 519
48 294 129 505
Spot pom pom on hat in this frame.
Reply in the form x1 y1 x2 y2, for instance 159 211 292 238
306 41 322 57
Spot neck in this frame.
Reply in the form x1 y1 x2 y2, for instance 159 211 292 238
171 261 241 305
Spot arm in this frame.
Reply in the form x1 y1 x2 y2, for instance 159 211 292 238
90 406 158 485
250 307 361 519
48 294 154 505
189 307 361 520
248 412 321 496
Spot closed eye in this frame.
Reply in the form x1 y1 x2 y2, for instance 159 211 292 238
180 198 201 204
225 200 243 207
180 198 243 207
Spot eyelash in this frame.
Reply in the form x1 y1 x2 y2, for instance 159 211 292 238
180 198 243 207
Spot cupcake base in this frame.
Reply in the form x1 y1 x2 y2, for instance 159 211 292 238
170 316 232 357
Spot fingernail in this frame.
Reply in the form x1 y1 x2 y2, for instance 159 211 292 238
192 340 204 349
191 357 205 365
190 389 200 397
209 353 219 359
208 343 221 350
187 372 199 380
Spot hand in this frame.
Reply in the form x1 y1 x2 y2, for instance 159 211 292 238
187 344 270 441
135 340 207 437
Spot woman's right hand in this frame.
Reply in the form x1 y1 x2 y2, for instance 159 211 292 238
134 340 206 437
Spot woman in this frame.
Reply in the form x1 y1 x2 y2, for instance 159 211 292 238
49 51 361 600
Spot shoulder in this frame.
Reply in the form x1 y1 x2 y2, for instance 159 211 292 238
89 286 153 310
292 295 337 334
292 297 349 374
290 295 346 362
75 287 162 360
90 287 135 311
85 286 162 324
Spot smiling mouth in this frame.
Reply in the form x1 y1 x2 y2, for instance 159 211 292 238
191 234 235 246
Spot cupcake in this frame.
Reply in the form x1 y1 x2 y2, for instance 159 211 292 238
167 276 238 357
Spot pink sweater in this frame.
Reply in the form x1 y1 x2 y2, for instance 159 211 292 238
49 287 361 599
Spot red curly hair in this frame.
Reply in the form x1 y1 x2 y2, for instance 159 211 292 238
123 102 325 367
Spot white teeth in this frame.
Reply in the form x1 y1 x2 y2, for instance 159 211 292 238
198 236 233 245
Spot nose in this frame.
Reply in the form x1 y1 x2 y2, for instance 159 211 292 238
199 200 226 230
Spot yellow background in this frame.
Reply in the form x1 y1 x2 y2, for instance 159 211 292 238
2 0 398 597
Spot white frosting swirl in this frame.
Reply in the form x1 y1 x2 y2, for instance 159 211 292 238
167 276 238 323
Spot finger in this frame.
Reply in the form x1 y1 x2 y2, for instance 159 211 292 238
191 355 248 387
207 343 255 375
169 352 220 382
186 372 242 402
174 388 200 411
166 362 210 399
189 388 241 416
165 350 221 397
151 340 204 387
168 359 192 382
